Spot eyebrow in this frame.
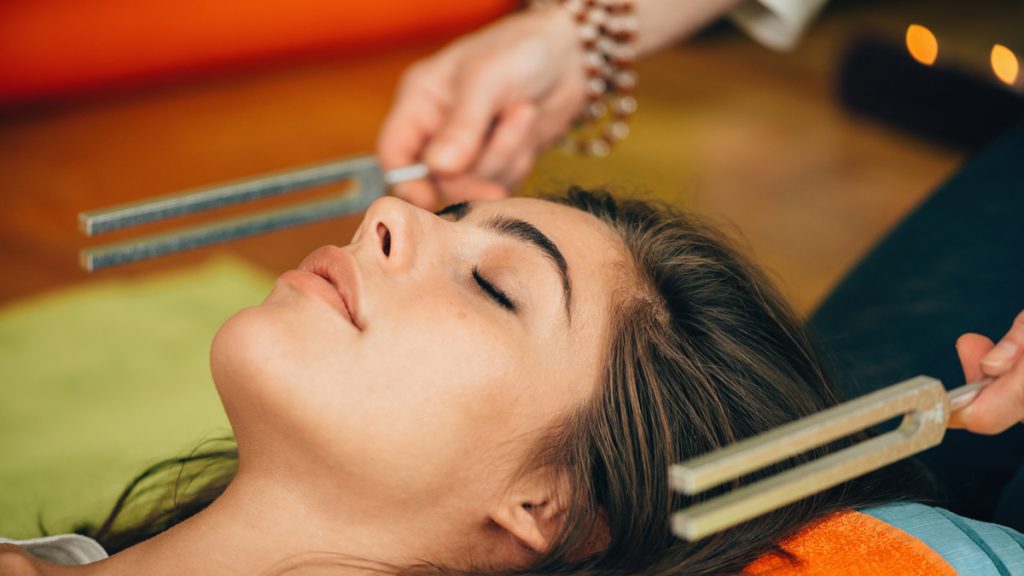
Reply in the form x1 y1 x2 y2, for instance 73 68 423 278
437 201 572 321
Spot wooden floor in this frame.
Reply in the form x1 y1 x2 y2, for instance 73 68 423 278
2 0 1001 315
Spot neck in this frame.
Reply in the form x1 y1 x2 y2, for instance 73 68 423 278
68 470 398 576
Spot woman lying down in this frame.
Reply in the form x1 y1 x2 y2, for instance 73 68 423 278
2 188 1023 575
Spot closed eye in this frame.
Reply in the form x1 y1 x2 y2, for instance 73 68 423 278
472 266 516 312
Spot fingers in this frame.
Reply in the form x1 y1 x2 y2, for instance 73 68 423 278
391 180 440 211
956 333 996 384
394 102 538 208
953 355 1024 434
436 174 510 205
379 65 445 165
475 102 539 183
391 175 510 211
380 89 444 208
980 310 1024 377
425 64 505 175
949 311 1024 434
379 60 456 210
948 333 995 429
496 151 537 189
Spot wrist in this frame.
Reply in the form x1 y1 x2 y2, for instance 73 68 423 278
532 0 639 156
527 0 587 76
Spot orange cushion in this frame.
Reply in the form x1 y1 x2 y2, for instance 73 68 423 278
0 0 515 104
744 510 956 575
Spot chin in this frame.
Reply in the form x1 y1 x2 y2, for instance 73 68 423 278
209 300 356 455
210 302 314 423
210 306 271 424
211 286 317 384
209 304 310 463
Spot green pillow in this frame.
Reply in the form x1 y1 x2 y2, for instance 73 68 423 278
0 255 272 538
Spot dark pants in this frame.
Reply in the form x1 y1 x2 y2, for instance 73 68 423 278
807 121 1024 531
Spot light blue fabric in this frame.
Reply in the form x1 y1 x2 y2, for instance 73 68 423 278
861 502 1024 575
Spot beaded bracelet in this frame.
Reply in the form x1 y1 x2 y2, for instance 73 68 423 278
538 0 638 157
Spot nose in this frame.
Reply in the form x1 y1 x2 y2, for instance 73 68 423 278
358 196 419 271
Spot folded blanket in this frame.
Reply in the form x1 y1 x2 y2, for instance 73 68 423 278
745 508 955 575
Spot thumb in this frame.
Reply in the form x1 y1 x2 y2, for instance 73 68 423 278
948 333 995 430
426 67 503 175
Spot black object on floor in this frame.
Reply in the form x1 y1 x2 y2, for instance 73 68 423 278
837 34 1024 149
808 120 1024 531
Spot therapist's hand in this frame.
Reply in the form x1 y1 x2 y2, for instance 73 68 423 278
949 310 1024 434
376 4 587 209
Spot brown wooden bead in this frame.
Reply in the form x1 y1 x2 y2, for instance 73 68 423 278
606 120 630 140
583 50 604 74
585 7 607 27
585 77 608 99
612 95 638 115
585 100 608 119
610 45 637 65
596 36 616 56
578 23 599 44
540 0 635 157
606 1 634 14
613 69 637 91
586 138 611 157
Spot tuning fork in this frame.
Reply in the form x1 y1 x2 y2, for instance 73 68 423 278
78 155 428 272
670 375 992 541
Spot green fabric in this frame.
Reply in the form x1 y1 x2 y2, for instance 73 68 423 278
0 255 272 538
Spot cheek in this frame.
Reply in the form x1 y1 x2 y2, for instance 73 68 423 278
340 299 534 488
381 305 525 415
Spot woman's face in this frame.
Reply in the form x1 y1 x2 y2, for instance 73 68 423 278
211 196 625 550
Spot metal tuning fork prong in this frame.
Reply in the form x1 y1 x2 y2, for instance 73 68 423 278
78 156 428 272
670 375 992 542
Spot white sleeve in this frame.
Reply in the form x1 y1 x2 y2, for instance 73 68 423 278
728 0 829 51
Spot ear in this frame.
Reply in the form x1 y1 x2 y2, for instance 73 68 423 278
489 468 570 554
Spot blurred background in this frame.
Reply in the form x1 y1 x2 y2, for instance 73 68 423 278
0 0 1020 538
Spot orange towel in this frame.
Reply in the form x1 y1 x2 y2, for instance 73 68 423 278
744 510 956 575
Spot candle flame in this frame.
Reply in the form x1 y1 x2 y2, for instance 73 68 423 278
991 44 1019 86
906 24 938 66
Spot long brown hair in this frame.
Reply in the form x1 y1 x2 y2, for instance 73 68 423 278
75 187 929 573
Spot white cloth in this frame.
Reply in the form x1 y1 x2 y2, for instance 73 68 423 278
730 0 829 51
0 534 108 566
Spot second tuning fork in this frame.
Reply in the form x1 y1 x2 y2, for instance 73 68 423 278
78 155 428 272
670 375 992 541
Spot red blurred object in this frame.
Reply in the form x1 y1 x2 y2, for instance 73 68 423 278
0 0 515 105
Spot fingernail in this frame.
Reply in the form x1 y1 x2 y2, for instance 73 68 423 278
430 143 461 170
982 340 1018 366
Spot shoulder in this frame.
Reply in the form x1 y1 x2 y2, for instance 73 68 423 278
0 544 43 576
861 502 1024 575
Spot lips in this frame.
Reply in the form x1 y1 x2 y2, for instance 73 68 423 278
288 246 364 330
